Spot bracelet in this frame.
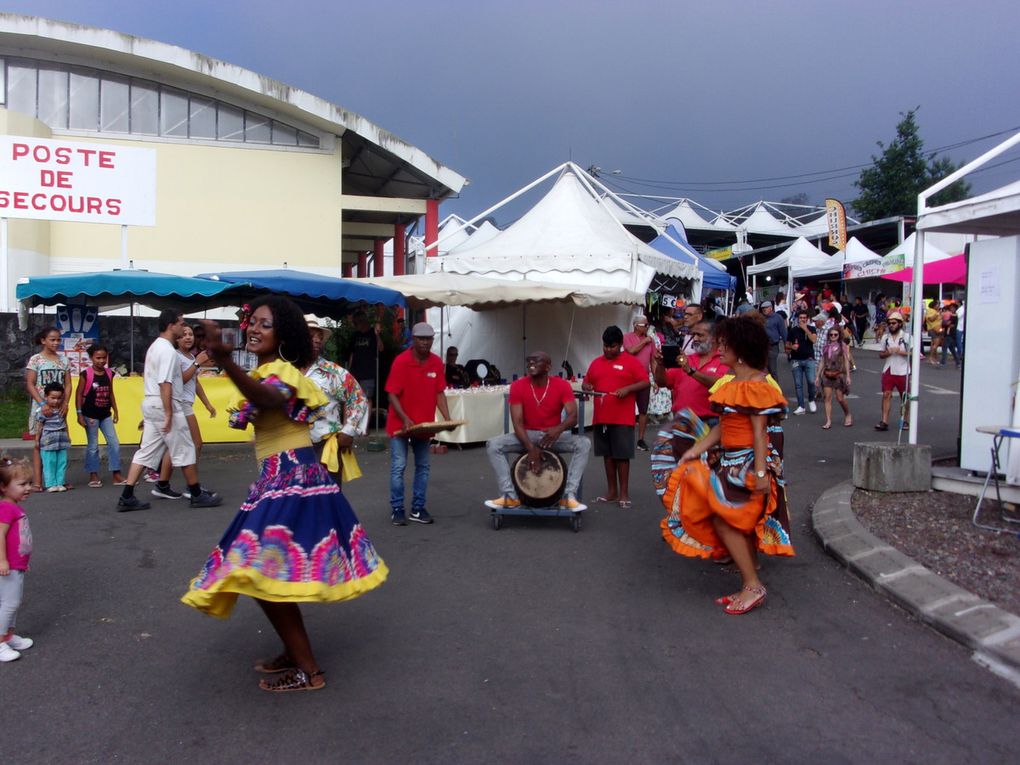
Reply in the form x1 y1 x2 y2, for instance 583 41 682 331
686 367 696 377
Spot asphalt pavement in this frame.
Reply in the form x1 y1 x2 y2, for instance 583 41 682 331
4 349 1018 764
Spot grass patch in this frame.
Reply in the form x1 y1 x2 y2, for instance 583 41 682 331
0 389 30 440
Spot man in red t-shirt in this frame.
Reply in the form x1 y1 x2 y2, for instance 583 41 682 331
623 315 655 451
484 351 590 512
651 319 729 426
582 325 649 508
385 322 451 526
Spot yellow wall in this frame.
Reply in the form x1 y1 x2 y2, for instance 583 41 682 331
0 109 52 255
48 137 344 271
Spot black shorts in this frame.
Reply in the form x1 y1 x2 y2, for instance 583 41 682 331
635 386 650 415
593 424 635 460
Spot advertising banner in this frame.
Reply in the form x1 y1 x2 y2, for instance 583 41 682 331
0 136 156 226
825 198 847 250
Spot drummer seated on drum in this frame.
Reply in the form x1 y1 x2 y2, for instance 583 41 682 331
485 351 591 511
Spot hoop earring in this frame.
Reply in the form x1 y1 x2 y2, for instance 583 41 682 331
278 342 297 364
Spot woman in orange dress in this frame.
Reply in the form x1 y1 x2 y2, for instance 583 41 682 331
658 316 794 615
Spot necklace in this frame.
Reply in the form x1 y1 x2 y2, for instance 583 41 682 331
531 379 550 406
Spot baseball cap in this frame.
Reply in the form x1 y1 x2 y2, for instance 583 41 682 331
411 322 435 338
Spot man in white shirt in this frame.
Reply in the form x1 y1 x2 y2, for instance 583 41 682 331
875 310 911 432
117 309 222 511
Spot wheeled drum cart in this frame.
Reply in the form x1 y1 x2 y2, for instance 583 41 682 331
487 449 583 532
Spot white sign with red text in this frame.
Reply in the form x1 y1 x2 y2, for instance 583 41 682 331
0 136 156 226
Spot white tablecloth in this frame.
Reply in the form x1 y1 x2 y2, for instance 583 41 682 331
434 383 594 444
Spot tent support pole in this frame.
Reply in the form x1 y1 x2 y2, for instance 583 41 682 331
121 225 129 268
130 302 135 372
907 232 925 445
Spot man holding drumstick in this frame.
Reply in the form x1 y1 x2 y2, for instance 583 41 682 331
386 322 451 526
485 351 591 512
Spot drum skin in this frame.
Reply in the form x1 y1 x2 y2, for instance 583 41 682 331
512 449 567 507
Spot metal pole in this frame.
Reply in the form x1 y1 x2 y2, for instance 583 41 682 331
121 225 128 268
907 233 924 445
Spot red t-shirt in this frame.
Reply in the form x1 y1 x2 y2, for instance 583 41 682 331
509 376 574 429
584 353 646 426
385 348 446 436
666 350 729 418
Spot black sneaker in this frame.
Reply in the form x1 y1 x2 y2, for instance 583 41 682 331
391 510 407 526
190 490 223 508
151 485 184 500
117 495 150 512
636 439 649 451
408 508 434 524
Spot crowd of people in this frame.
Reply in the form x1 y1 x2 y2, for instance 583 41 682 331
1 282 960 670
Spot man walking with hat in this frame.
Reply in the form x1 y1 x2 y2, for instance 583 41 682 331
760 300 788 380
385 322 451 525
875 310 911 431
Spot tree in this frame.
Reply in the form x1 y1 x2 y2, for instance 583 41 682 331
852 109 970 221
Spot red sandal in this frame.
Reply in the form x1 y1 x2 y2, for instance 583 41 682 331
723 585 767 615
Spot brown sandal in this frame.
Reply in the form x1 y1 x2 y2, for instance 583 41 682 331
258 668 325 692
253 653 296 674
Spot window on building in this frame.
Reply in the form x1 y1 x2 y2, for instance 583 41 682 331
3 58 321 149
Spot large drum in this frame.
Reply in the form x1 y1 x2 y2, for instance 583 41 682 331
511 449 567 507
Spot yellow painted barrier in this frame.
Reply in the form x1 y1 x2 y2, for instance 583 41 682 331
67 375 252 446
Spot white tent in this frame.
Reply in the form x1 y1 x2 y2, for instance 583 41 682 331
841 237 886 279
882 232 952 271
916 178 1020 236
423 164 700 377
795 213 830 237
356 273 643 310
738 204 796 236
746 237 834 277
661 199 736 233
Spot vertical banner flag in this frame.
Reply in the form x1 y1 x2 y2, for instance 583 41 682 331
825 198 847 250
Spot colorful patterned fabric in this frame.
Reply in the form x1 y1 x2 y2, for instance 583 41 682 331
655 380 794 560
183 360 385 619
227 361 327 431
305 358 368 443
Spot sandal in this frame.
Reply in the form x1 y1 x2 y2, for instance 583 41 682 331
821 423 832 430
88 480 103 488
724 585 767 615
254 653 297 674
594 496 618 504
844 416 853 427
714 591 741 605
618 500 633 509
874 422 889 431
258 668 325 692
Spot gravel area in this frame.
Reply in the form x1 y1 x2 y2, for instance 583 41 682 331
853 489 1020 616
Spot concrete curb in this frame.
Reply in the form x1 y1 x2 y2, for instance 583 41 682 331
812 481 1020 678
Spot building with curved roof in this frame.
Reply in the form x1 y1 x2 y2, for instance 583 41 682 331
0 14 467 309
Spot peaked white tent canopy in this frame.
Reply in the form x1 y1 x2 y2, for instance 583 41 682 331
423 163 699 378
661 199 736 232
795 213 830 237
439 167 699 290
841 237 886 279
746 237 835 277
882 232 952 270
737 204 796 236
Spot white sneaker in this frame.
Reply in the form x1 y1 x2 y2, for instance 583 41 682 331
792 407 806 415
0 642 20 662
808 401 817 413
7 634 33 650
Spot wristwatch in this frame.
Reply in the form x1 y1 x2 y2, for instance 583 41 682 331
755 470 766 478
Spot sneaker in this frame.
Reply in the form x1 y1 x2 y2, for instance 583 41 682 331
391 509 407 526
7 634 33 651
485 496 521 510
808 401 817 413
46 485 62 493
560 495 587 512
190 490 223 508
117 495 151 512
636 439 649 451
792 407 806 415
408 508 434 524
144 470 160 483
0 642 20 662
151 485 184 500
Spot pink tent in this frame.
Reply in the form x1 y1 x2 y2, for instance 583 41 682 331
882 253 966 284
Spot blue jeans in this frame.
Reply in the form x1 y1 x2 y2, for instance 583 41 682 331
84 415 122 473
390 436 431 511
790 359 817 409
